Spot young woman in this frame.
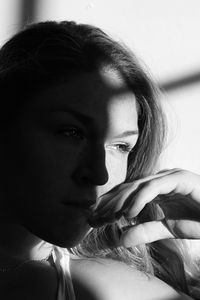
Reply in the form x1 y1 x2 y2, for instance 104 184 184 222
0 20 200 300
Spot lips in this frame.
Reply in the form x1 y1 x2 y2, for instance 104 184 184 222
62 202 95 220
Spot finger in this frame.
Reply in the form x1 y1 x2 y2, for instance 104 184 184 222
94 169 179 215
92 185 138 218
94 182 137 213
164 219 200 239
120 219 200 248
120 221 173 247
89 195 200 230
122 172 197 218
157 168 181 174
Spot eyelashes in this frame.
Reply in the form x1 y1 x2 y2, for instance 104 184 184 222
58 126 135 154
58 127 85 140
106 143 133 154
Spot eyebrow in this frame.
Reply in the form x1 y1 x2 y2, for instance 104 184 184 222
113 130 139 139
52 108 94 124
53 108 139 137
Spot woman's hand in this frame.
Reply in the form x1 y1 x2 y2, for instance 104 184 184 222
88 169 200 247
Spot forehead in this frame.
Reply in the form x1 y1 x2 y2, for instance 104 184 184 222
26 68 138 133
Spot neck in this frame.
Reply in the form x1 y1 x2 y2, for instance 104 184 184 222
0 222 53 265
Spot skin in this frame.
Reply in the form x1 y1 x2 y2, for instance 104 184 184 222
0 67 139 260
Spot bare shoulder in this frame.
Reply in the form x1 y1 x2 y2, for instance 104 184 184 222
71 256 192 300
0 260 58 300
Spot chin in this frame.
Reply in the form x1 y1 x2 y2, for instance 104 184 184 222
24 212 92 248
48 223 92 248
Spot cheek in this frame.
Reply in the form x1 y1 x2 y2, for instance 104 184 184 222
98 155 128 196
109 159 127 184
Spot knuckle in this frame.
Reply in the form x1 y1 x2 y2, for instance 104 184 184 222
132 181 140 189
132 179 142 186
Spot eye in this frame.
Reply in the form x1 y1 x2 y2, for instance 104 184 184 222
107 143 133 154
59 127 84 140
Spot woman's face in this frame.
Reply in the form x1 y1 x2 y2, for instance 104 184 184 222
2 68 139 247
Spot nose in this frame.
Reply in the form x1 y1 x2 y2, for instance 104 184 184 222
72 145 109 186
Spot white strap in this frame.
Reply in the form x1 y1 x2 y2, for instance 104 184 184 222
52 247 76 300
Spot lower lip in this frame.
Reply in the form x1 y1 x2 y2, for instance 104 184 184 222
63 203 93 217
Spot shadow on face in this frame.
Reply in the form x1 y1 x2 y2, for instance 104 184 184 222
0 67 139 247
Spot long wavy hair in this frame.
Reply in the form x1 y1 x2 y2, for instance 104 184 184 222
0 20 199 297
